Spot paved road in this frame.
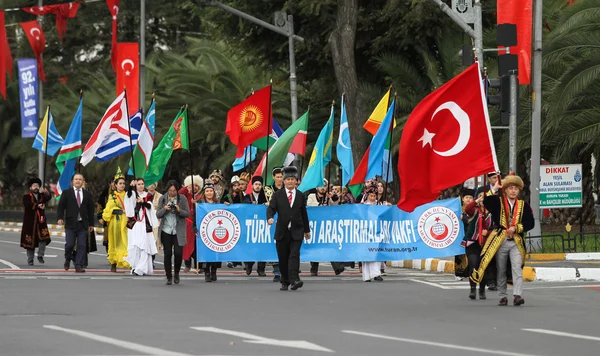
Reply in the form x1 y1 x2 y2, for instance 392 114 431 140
1 231 600 356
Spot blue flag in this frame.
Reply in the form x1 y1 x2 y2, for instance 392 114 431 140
56 98 83 196
337 96 354 186
232 145 257 172
94 110 143 162
298 106 335 192
366 100 395 181
32 107 64 156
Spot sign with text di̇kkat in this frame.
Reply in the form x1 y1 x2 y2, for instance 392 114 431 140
539 164 582 209
17 58 39 138
195 198 465 263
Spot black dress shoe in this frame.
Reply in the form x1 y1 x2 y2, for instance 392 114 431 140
469 289 476 300
245 265 252 275
374 276 384 281
37 257 45 264
257 270 266 277
290 280 304 290
205 273 212 282
227 262 234 268
211 270 217 281
28 261 34 266
166 278 172 285
273 275 281 283
310 272 318 277
280 284 289 291
335 268 345 276
513 295 525 306
479 290 487 300
174 274 180 284
75 267 86 273
64 261 70 271
498 297 508 306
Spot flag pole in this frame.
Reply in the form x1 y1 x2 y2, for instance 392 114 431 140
383 92 397 204
327 100 334 197
299 105 309 177
124 87 136 179
184 104 199 274
264 82 273 184
77 90 83 173
42 105 50 188
382 85 393 179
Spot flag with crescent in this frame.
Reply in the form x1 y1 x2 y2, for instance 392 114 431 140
397 62 499 212
337 95 354 186
19 21 46 82
298 107 334 192
106 0 121 72
348 100 395 197
22 2 80 41
116 42 139 116
226 85 272 158
0 11 13 100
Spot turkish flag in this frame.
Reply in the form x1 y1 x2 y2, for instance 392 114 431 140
498 0 532 84
397 63 499 212
0 11 13 100
226 85 272 158
106 0 120 72
116 43 139 116
22 2 79 41
20 21 46 82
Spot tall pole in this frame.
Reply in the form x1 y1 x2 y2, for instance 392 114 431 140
474 0 484 65
288 15 298 123
384 94 396 203
140 0 146 111
529 0 543 238
124 89 136 179
264 84 273 184
37 0 44 182
42 105 50 187
508 70 518 173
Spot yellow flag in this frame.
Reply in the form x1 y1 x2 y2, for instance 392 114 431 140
363 89 393 135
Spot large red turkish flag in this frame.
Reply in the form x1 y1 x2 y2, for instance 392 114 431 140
397 63 498 212
116 43 139 116
20 21 46 82
0 11 13 100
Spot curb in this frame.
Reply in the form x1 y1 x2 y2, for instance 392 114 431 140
390 258 455 273
527 253 600 261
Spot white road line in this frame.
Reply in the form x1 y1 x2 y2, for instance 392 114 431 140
43 325 191 356
522 328 600 342
342 330 544 356
0 258 20 270
408 279 452 289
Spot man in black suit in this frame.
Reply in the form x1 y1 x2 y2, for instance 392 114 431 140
267 166 311 291
57 173 95 273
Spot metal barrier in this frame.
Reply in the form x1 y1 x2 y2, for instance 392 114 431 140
574 232 600 252
526 234 564 253
526 232 600 253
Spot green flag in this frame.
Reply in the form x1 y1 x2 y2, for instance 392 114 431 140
143 108 188 186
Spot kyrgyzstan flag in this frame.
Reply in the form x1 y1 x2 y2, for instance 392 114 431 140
226 85 272 158
20 21 46 82
397 63 499 212
116 43 139 116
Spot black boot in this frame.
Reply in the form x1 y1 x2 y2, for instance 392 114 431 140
479 285 487 300
469 287 476 300
211 267 217 281
205 271 212 282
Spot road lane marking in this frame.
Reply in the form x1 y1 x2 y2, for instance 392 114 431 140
191 326 334 353
342 330 544 356
43 325 191 356
522 328 600 342
0 258 20 270
408 279 452 289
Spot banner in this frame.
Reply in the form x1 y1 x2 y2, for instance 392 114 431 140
196 198 464 262
18 59 39 138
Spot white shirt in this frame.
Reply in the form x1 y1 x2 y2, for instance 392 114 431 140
74 188 83 221
286 188 296 229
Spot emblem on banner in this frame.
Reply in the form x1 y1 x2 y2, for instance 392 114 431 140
417 207 460 249
199 209 241 252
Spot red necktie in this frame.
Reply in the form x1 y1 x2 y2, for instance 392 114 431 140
76 189 81 207
288 191 293 206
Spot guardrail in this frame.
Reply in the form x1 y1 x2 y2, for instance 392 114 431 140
526 232 600 253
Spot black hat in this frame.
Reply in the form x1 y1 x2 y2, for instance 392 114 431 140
282 166 298 180
203 180 215 191
272 167 283 176
252 176 264 184
27 177 42 187
461 188 475 198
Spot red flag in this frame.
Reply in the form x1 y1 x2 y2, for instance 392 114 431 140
497 0 532 84
397 63 498 212
22 3 79 41
0 11 13 100
226 85 272 158
116 43 139 116
566 0 576 5
106 0 120 72
20 21 46 82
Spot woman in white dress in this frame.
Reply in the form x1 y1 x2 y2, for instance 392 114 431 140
362 187 384 282
124 179 159 276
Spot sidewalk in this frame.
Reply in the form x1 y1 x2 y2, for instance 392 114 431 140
389 253 600 282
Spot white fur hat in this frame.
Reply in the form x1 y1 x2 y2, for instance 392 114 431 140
184 175 203 190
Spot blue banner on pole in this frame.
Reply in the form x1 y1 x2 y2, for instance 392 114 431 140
18 59 39 138
196 198 464 262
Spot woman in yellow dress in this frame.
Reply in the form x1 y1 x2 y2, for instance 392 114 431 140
102 174 129 272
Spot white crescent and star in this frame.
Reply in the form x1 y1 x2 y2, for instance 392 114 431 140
112 5 119 20
338 122 350 149
121 59 135 76
417 101 471 157
30 28 41 41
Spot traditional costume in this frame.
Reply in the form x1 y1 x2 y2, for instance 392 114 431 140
361 187 384 282
462 199 493 300
181 175 203 272
20 178 51 265
209 169 228 202
221 175 244 204
243 176 268 276
102 169 130 270
97 181 114 250
124 187 159 275
198 181 222 281
470 174 535 306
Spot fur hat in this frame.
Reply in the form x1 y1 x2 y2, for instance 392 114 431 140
282 166 298 180
209 169 224 180
203 179 215 191
184 175 204 190
230 175 240 184
461 188 475 198
239 172 251 183
27 177 42 187
502 173 524 190
252 176 263 184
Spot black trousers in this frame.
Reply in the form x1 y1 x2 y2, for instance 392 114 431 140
244 262 266 272
65 222 88 268
310 262 345 273
466 243 486 289
276 230 302 285
162 231 182 278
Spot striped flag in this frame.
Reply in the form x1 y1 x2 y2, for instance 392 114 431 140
128 99 155 177
32 106 64 156
55 96 83 196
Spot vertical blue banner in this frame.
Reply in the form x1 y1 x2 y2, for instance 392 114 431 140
18 58 39 138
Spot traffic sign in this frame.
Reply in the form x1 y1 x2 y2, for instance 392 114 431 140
539 164 583 209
